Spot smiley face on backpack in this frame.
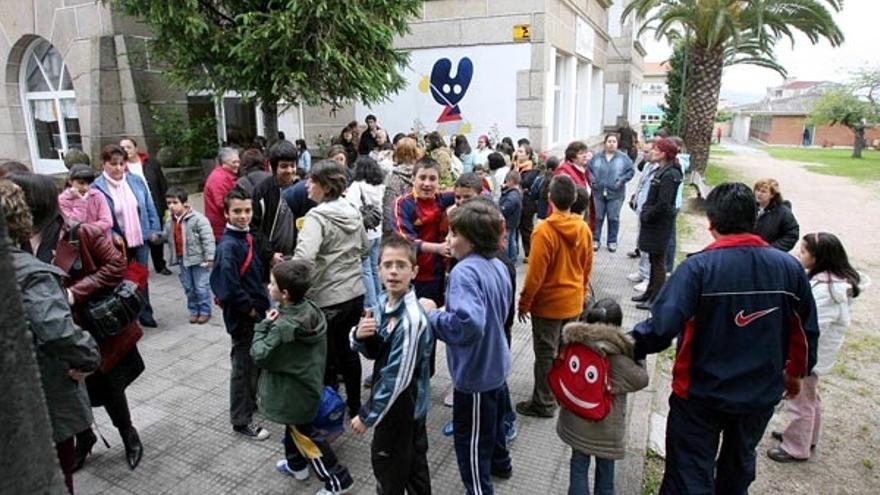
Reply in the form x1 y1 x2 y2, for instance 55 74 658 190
548 342 613 421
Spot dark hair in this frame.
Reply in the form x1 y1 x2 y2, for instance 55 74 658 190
455 172 483 192
501 137 514 149
549 175 576 210
268 140 298 173
295 139 308 151
586 298 624 326
120 137 138 148
165 186 189 203
487 152 506 171
63 148 90 169
365 114 377 123
705 182 757 235
425 132 445 152
0 160 31 178
223 187 251 212
380 235 417 267
309 160 348 200
101 144 126 163
800 232 861 298
272 259 312 303
544 156 560 171
570 187 590 215
0 180 32 241
604 133 618 143
453 135 472 158
392 133 407 145
564 141 588 162
240 148 266 174
517 143 533 162
654 128 669 138
517 138 531 147
353 156 385 185
413 157 440 177
9 173 59 233
497 142 514 161
67 164 95 183
326 144 347 160
449 198 504 258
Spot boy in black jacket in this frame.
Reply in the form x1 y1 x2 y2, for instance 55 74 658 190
210 188 272 440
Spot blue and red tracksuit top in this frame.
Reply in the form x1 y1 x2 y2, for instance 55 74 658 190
632 234 819 414
392 190 456 283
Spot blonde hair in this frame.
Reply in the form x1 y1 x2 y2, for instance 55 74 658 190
753 178 782 204
393 137 421 165
0 180 33 241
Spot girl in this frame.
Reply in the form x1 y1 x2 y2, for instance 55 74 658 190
767 232 862 462
557 298 648 495
57 164 114 241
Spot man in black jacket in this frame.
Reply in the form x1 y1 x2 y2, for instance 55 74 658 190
121 137 170 275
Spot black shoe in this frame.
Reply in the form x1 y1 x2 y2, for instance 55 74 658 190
767 446 807 463
121 426 143 470
627 249 640 259
771 431 815 450
158 267 172 276
515 401 554 418
139 318 158 328
491 466 513 479
636 301 653 311
72 429 98 473
631 293 651 303
233 423 270 441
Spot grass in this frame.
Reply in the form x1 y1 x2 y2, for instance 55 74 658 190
709 145 734 157
763 147 880 182
642 448 665 495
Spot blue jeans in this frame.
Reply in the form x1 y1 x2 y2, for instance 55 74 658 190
505 228 518 262
569 449 615 495
666 208 680 273
592 194 624 245
179 264 212 316
362 237 382 309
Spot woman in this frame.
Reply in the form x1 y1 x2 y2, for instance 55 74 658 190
589 133 635 252
753 178 800 251
335 124 359 167
369 129 394 174
474 134 493 167
555 141 596 230
767 232 862 463
296 138 312 175
293 160 369 417
345 156 386 309
453 135 476 174
382 137 421 239
92 144 162 327
2 179 100 494
120 137 170 275
425 131 460 188
515 143 540 262
633 138 683 310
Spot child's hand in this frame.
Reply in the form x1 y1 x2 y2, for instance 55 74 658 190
350 416 368 435
356 310 377 339
265 309 279 321
783 372 801 400
419 298 437 312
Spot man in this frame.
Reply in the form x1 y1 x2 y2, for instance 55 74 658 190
631 182 819 494
357 114 379 156
204 147 241 240
121 137 171 275
251 140 299 282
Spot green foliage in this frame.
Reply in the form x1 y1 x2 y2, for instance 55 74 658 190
106 1 421 119
714 111 732 123
149 105 218 168
659 42 687 134
763 147 880 182
642 448 665 495
809 90 876 130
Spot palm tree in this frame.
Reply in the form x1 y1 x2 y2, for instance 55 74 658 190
623 0 844 174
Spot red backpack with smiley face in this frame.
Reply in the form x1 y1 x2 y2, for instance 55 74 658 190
548 343 613 421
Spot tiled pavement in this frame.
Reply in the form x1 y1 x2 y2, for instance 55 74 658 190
77 192 657 494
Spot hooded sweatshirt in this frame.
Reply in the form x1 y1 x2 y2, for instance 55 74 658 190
812 272 855 375
519 211 593 319
293 197 368 308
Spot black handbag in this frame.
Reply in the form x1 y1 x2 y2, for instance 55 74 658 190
358 186 383 231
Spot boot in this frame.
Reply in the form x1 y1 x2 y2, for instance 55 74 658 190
121 426 143 470
72 428 98 472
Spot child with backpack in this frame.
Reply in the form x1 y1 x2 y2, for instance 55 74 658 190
164 186 215 324
350 236 433 494
252 260 355 495
553 299 649 495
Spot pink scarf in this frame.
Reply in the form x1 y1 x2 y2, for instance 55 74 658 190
103 171 143 247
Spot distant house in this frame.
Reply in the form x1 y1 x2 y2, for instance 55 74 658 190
640 61 669 135
730 80 880 146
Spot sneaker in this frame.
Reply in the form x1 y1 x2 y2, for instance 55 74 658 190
316 485 353 495
444 390 454 407
626 272 645 283
626 249 640 259
633 280 648 293
491 465 513 479
592 242 599 252
515 401 554 418
505 419 517 442
189 315 199 324
523 257 528 264
276 459 309 481
363 374 374 388
233 423 270 441
442 421 454 436
607 243 618 252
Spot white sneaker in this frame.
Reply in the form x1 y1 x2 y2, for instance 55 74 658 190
633 280 648 293
276 459 309 481
316 486 353 495
444 390 454 407
626 272 645 282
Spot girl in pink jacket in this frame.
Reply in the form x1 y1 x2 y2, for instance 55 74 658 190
58 164 114 241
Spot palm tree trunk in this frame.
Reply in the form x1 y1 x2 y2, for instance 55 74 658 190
683 44 725 175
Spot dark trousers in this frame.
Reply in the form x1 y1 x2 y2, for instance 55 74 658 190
56 436 75 494
284 423 353 493
149 241 167 272
661 394 774 495
519 200 536 258
229 318 258 426
529 316 574 413
645 250 667 301
452 386 512 495
666 209 680 273
414 279 445 377
322 296 364 416
372 392 431 495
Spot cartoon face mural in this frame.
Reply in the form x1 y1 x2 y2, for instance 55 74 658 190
418 57 474 136
548 343 612 421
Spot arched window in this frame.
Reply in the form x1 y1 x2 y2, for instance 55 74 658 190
20 39 81 174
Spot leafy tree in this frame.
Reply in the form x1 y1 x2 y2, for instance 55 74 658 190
659 41 688 135
106 1 421 141
810 89 877 158
624 0 844 174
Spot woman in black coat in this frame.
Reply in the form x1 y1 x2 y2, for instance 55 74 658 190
753 178 799 251
633 138 683 309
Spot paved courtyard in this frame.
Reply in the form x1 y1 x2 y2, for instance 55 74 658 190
76 193 656 495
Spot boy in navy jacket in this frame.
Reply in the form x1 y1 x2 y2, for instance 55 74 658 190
210 188 272 441
422 199 513 495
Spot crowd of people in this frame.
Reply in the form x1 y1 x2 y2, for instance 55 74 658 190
0 113 864 495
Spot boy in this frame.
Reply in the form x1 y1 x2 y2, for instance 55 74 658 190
516 175 594 418
252 260 355 495
164 186 216 324
498 170 522 262
422 200 513 495
210 188 272 440
350 236 433 494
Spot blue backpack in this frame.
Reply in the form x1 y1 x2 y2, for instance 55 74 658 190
312 386 345 443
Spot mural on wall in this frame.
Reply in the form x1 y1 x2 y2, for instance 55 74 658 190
357 44 531 143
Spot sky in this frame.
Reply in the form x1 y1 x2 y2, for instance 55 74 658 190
643 0 878 104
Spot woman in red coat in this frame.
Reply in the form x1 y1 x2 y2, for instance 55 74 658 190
555 140 597 232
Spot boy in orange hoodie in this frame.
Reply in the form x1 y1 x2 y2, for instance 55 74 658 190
516 175 594 417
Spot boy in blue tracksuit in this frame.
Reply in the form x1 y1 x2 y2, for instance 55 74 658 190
350 236 433 494
423 199 513 495
210 188 272 440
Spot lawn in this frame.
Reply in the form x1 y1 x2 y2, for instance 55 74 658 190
763 147 880 182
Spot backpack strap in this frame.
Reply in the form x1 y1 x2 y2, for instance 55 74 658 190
240 233 254 277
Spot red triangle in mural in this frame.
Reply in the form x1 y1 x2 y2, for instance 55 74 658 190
437 105 462 123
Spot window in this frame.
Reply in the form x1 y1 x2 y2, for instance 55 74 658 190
20 39 81 174
186 93 258 146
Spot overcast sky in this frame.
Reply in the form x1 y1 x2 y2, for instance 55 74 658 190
643 0 877 103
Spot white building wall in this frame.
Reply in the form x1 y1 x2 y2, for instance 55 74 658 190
590 68 604 136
